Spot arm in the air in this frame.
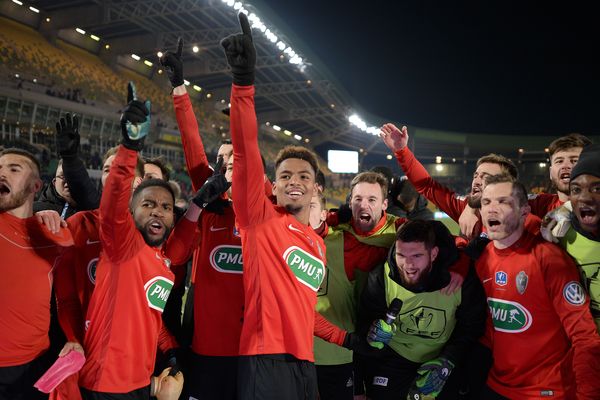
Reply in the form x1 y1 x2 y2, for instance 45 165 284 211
230 84 273 228
172 88 212 192
394 147 466 222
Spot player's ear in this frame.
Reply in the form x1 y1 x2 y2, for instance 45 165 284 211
430 246 439 262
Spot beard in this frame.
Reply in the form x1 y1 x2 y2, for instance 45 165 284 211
284 203 304 215
466 194 482 209
136 222 173 247
486 216 521 241
0 185 33 212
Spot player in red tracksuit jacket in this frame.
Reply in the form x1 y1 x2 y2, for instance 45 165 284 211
0 148 73 400
477 175 600 399
222 14 356 400
78 85 185 399
159 39 246 399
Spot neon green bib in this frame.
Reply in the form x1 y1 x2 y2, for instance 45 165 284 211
384 262 461 363
314 214 397 365
561 227 600 332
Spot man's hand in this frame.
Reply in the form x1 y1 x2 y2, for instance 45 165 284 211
192 157 231 209
440 271 464 295
152 367 184 400
120 82 151 151
55 113 80 159
408 357 454 399
159 38 184 88
58 342 84 357
35 210 67 234
380 123 409 153
541 201 572 243
458 204 482 240
220 13 256 86
367 319 394 349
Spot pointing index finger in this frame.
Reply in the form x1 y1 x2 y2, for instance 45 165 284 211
127 81 137 103
214 156 224 175
238 12 252 39
176 37 183 58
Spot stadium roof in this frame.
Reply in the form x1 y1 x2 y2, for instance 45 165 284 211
20 0 600 167
29 0 387 155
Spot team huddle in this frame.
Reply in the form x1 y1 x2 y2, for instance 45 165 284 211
1 12 600 400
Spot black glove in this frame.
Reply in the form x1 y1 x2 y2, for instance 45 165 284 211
120 82 151 152
337 203 352 224
165 348 181 376
159 37 184 88
342 332 381 357
220 13 256 86
55 113 80 159
463 235 491 261
192 157 231 209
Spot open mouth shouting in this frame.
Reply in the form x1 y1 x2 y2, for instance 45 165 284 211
147 219 165 236
485 217 502 230
0 181 10 197
577 206 598 227
359 212 372 224
559 171 571 185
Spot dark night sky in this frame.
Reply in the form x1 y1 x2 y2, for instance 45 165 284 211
263 1 599 136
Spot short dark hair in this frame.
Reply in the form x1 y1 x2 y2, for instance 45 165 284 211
396 219 436 250
316 169 326 189
144 156 171 181
102 146 145 178
131 178 175 205
370 166 393 184
548 133 592 159
0 148 41 176
350 171 389 199
484 174 528 207
476 154 518 180
221 139 232 145
275 145 319 176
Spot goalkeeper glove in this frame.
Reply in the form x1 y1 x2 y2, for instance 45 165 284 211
407 357 455 399
120 82 151 152
367 319 394 349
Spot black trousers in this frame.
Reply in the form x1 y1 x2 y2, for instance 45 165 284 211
316 363 354 400
0 355 50 400
238 354 317 400
183 352 238 400
80 385 150 400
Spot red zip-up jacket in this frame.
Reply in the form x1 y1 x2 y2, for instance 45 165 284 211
0 212 72 367
79 146 179 393
173 92 245 356
477 230 600 399
231 84 344 361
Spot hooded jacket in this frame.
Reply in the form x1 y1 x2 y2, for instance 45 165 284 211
34 182 78 219
357 220 487 365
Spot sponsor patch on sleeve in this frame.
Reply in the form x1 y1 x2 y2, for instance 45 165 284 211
563 281 586 306
372 376 389 387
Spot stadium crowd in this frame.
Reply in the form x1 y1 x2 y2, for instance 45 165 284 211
2 12 600 400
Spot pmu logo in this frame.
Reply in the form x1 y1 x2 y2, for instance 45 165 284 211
209 245 243 274
144 276 174 312
283 246 325 291
488 297 533 333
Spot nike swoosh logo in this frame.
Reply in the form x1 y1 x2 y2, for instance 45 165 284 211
210 226 228 232
483 278 493 283
288 224 304 234
86 239 100 245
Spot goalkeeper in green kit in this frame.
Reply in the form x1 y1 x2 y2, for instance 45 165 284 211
357 220 487 399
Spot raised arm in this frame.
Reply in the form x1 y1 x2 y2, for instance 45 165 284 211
56 113 101 210
222 13 272 228
100 83 149 262
160 38 212 191
380 123 466 221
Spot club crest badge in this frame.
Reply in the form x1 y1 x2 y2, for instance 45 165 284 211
516 271 528 295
